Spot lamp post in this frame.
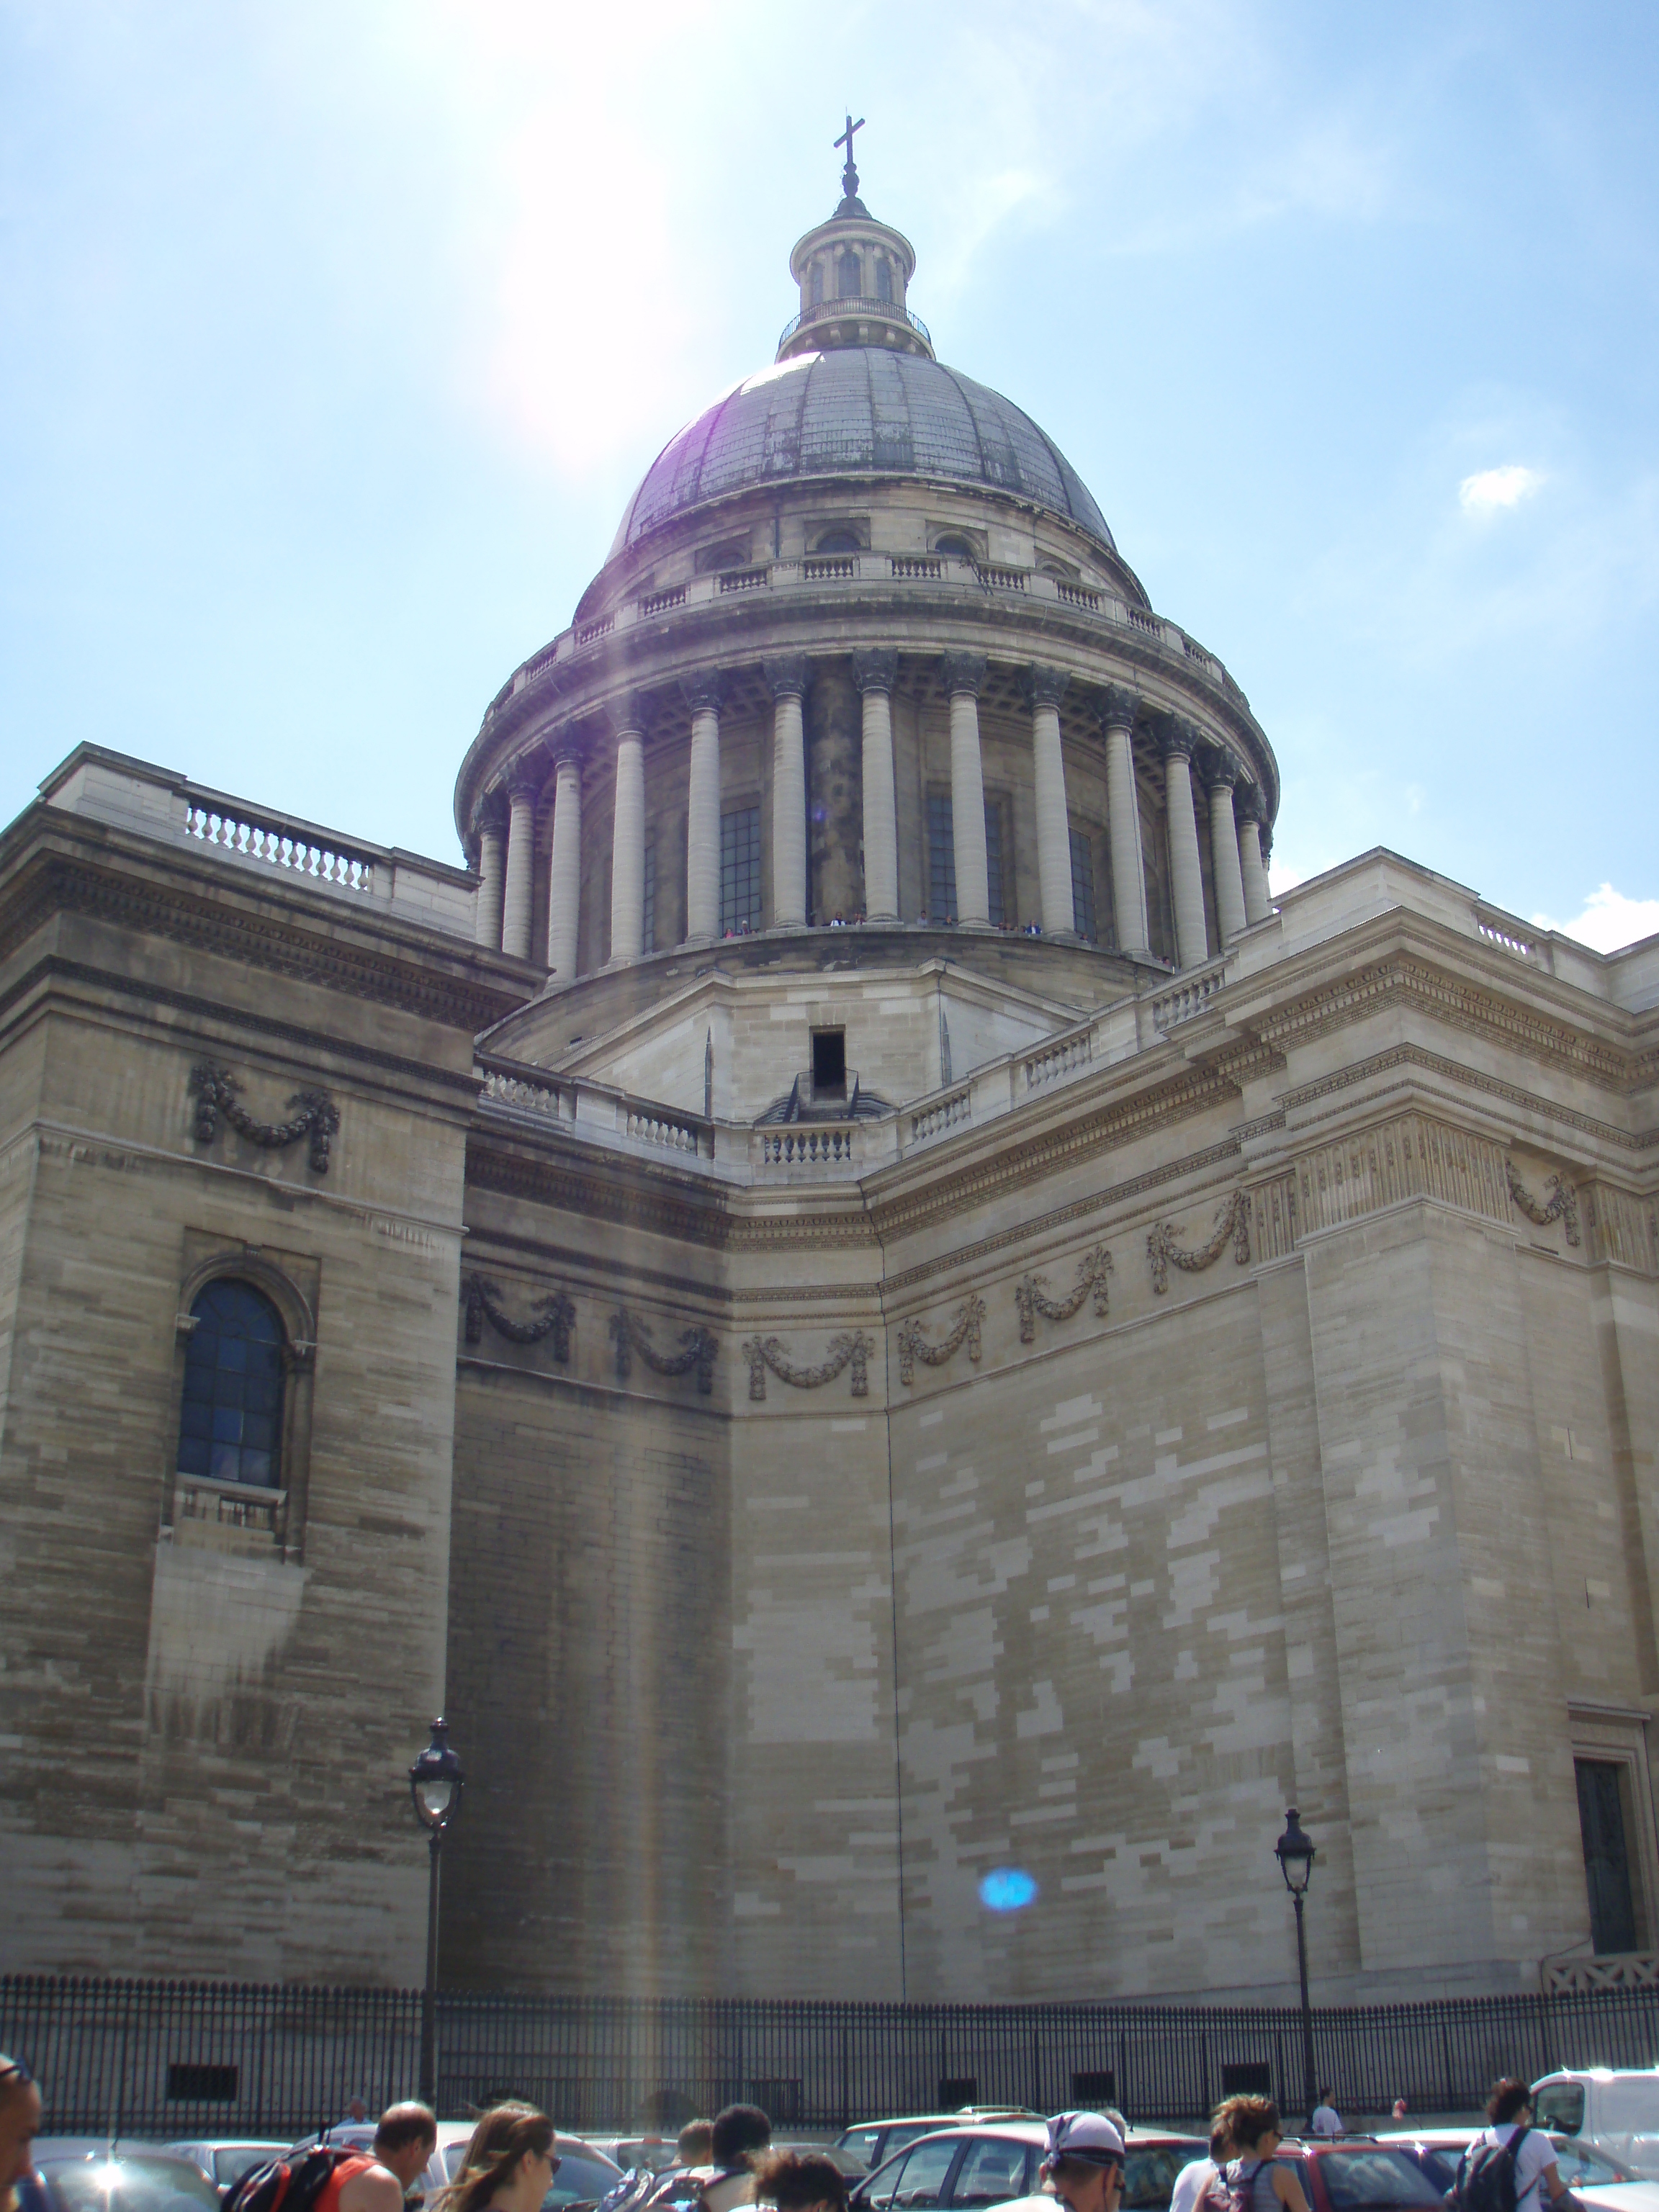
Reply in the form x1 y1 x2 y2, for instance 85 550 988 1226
410 1716 464 2108
1274 1806 1317 2124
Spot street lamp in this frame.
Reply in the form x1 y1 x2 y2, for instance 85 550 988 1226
1274 1807 1317 2124
410 1716 464 2108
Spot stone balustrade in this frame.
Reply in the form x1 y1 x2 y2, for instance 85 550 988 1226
176 1474 288 1538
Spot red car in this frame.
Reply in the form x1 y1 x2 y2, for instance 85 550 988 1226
1271 2141 1448 2212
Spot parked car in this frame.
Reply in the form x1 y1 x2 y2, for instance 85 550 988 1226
770 2143 872 2180
1380 2127 1659 2212
289 2121 622 2212
835 2117 1040 2180
585 2141 680 2177
1269 2140 1447 2212
848 2118 1205 2212
1533 2074 1659 2182
21 2144 222 2212
163 2144 292 2199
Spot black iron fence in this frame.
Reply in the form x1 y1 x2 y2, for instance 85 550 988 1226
6 1976 1659 2141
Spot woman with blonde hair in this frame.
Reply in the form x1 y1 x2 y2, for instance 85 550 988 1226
444 2105 559 2212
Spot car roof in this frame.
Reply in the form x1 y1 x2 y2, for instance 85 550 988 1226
34 2144 204 2162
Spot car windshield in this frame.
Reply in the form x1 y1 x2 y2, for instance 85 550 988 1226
541 2156 622 2209
1550 2141 1632 2187
1314 2151 1445 2208
842 2134 884 2169
39 2159 222 2212
950 2139 1030 2207
1124 2149 1202 2212
212 2154 277 2190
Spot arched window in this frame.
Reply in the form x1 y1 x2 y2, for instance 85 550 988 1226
935 533 976 560
810 262 824 307
837 250 862 300
178 1280 285 1488
814 529 862 554
876 258 893 303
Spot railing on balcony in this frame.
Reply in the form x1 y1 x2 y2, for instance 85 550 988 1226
176 1475 287 1539
624 1104 705 1156
889 555 942 581
777 297 932 351
183 803 377 893
1150 959 1230 1030
756 1124 860 1170
1023 1026 1092 1087
801 555 858 582
910 1087 971 1143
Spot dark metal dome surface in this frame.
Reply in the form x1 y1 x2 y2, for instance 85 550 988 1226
608 347 1115 559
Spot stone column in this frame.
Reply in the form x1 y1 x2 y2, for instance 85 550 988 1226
500 767 539 961
1236 785 1272 927
765 658 808 929
608 702 646 962
545 750 583 981
683 675 723 943
854 648 900 922
1204 748 1249 945
942 651 990 925
1160 721 1210 970
1028 665 1074 935
473 788 508 949
1102 685 1149 957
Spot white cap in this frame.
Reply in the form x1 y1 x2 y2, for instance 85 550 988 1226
1042 2113 1127 2170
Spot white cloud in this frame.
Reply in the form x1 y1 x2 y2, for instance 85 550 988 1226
1532 884 1659 954
1460 464 1542 513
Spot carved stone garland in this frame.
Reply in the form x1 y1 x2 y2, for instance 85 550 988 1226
1147 1190 1251 1295
741 1331 876 1402
190 1061 340 1174
1015 1245 1114 1343
1506 1157 1581 1246
462 1272 574 1361
610 1307 719 1395
896 1295 986 1386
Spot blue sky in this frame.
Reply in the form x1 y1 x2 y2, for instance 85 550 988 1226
4 0 1656 946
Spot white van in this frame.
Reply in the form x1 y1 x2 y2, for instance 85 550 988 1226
1532 2072 1659 2180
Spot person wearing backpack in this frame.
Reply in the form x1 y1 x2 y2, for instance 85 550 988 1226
1202 2097 1310 2212
1455 2081 1576 2212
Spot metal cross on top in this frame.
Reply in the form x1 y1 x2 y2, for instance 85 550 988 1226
835 112 865 199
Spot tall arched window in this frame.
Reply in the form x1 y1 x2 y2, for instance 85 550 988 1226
876 257 893 303
178 1280 286 1488
837 250 862 299
810 263 824 307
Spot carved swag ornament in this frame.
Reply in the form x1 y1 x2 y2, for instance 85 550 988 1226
896 1295 986 1386
1506 1157 1581 1246
189 1061 340 1173
610 1306 718 1394
741 1331 876 1402
462 1272 575 1361
1147 1190 1251 1294
1015 1245 1114 1343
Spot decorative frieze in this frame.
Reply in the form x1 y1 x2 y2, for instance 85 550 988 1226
896 1295 985 1385
1014 1246 1113 1342
740 1331 876 1401
462 1272 575 1360
609 1306 719 1393
1147 1190 1250 1294
1249 1174 1299 1264
1583 1182 1659 1274
189 1061 339 1173
1506 1157 1581 1246
1291 1112 1509 1239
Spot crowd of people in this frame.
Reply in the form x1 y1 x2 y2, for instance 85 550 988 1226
0 2046 1581 2212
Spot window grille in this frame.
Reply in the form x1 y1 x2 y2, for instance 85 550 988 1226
927 793 956 921
986 801 1007 928
178 1280 285 1488
642 842 656 953
1070 827 1097 941
721 806 761 934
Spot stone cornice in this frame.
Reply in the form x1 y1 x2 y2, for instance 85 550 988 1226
467 1133 731 1248
0 826 532 1034
1277 1040 1655 1157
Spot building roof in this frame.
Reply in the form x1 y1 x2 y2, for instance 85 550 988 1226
606 346 1117 560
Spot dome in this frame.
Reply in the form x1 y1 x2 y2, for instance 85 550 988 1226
607 346 1116 562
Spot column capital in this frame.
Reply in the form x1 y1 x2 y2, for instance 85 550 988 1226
940 650 987 698
852 647 899 696
1100 683 1139 731
475 786 510 833
764 655 809 700
1156 718 1197 764
505 762 543 804
1235 781 1267 825
1202 745 1240 791
1026 664 1069 711
605 692 647 739
681 673 725 716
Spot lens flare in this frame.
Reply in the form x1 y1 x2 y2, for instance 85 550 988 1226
979 1866 1038 1912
